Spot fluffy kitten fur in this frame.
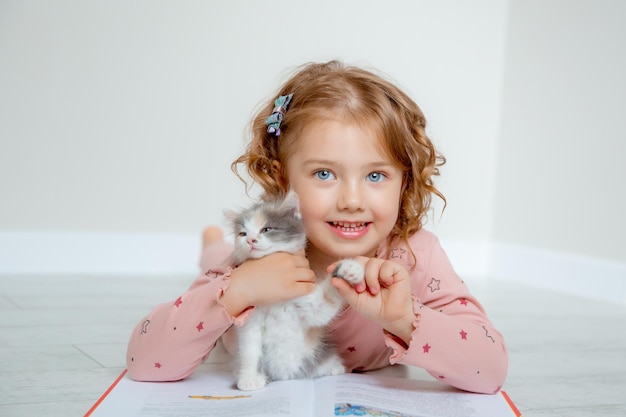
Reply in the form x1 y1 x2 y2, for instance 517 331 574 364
226 191 364 391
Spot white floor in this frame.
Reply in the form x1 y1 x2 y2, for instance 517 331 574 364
1 272 625 417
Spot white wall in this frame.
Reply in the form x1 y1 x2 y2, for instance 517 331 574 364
5 0 624 298
495 0 626 264
0 0 508 241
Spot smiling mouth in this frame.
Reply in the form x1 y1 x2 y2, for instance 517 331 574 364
329 221 370 232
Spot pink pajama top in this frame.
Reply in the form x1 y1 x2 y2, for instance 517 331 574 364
126 229 508 394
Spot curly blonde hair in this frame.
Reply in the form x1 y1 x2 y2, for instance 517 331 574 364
232 60 445 247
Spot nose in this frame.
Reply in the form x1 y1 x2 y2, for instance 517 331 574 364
338 181 364 211
247 237 257 246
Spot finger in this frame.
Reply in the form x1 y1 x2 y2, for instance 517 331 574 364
290 280 316 297
363 258 384 295
379 261 401 287
293 255 310 269
354 281 367 293
295 268 316 284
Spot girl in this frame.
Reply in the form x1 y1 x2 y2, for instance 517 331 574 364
126 60 508 394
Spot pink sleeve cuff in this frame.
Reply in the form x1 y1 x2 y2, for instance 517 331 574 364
385 295 421 364
213 266 255 327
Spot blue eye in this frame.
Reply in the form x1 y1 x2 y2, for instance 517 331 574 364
315 170 335 181
367 172 385 183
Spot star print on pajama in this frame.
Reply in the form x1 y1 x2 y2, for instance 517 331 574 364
141 320 150 334
125 230 508 394
405 266 507 392
427 277 441 292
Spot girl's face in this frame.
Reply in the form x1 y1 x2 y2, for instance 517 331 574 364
285 119 403 265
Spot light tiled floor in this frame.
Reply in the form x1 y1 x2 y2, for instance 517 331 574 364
1 272 625 416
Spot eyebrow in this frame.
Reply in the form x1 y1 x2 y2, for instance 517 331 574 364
301 159 336 166
301 159 396 170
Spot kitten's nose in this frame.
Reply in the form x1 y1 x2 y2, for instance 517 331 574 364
247 237 257 246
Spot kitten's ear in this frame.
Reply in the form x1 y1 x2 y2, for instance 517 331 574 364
223 209 239 224
280 189 301 219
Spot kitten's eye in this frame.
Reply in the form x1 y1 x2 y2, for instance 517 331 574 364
238 231 247 237
314 170 335 181
260 227 273 234
367 172 385 183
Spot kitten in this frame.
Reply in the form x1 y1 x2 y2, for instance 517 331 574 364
226 191 365 391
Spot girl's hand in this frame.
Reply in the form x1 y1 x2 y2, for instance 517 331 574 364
329 257 415 344
220 250 316 316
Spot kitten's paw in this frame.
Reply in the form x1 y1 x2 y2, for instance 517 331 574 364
312 354 346 378
237 374 267 391
328 363 346 376
332 259 364 286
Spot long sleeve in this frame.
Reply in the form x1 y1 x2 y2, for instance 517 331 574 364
383 231 508 394
126 242 241 381
329 230 508 394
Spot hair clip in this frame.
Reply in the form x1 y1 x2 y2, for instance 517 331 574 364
265 93 294 136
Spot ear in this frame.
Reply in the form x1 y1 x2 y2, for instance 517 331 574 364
271 160 282 174
223 209 240 226
280 189 301 219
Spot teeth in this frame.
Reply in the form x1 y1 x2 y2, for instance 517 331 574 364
332 221 368 231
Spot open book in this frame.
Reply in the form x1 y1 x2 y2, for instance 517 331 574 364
85 364 521 417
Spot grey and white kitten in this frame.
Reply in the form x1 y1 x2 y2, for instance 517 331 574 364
226 191 364 391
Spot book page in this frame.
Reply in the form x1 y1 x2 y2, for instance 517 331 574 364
313 373 518 417
87 365 314 417
87 365 518 417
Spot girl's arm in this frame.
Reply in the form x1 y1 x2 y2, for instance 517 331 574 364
384 233 508 394
332 231 508 394
126 241 317 382
126 242 242 382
